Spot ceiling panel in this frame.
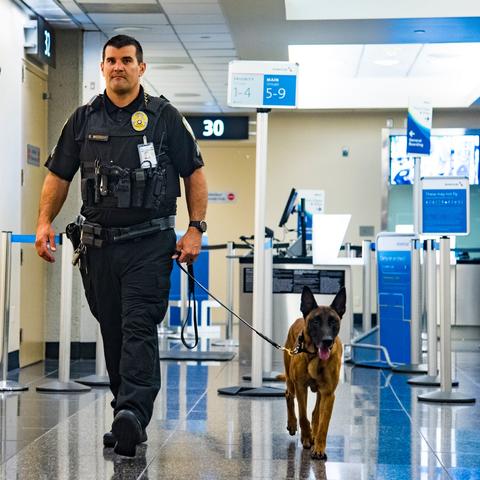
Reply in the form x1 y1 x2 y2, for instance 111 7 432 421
161 3 223 15
174 24 231 34
178 33 233 43
104 25 174 36
190 49 236 57
80 0 157 3
89 13 168 25
285 0 480 20
358 44 422 78
168 15 226 25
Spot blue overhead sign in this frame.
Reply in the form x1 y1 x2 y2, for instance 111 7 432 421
406 100 432 156
263 75 296 107
228 61 298 109
420 177 469 235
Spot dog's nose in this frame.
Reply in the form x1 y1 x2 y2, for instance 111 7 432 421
322 338 334 349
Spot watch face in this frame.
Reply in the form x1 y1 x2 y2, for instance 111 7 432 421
200 220 207 232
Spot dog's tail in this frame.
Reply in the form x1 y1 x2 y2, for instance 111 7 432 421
275 373 286 382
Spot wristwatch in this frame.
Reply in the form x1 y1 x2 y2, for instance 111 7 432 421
189 220 207 233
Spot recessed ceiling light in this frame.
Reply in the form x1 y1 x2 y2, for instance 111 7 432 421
414 29 426 34
200 35 211 39
373 59 401 66
113 26 151 33
175 93 201 98
149 65 184 70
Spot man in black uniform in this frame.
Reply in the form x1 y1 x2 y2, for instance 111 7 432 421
35 35 208 457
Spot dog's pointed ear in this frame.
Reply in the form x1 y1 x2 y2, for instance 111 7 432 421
300 286 317 318
331 287 346 318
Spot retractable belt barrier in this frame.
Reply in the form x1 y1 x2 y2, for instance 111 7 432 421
0 231 90 393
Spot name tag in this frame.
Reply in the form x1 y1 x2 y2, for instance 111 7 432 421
138 142 157 168
87 133 109 142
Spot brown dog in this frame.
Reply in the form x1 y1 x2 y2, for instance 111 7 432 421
283 285 346 461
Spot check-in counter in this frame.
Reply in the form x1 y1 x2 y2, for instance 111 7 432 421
238 256 360 366
455 261 480 327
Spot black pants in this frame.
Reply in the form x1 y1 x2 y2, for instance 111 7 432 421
80 229 176 428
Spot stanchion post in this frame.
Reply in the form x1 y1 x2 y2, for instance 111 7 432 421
0 232 27 391
410 239 422 365
262 242 273 373
225 241 235 341
251 110 269 389
37 234 90 393
212 241 239 347
76 324 110 386
362 240 372 332
418 237 475 403
408 240 457 386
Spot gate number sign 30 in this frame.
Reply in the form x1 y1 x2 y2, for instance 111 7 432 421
202 119 225 137
44 30 51 57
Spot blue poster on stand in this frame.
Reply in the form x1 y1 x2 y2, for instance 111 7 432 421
420 177 470 235
406 100 432 156
376 234 414 364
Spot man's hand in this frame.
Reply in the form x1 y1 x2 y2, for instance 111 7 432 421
173 227 202 264
35 222 57 263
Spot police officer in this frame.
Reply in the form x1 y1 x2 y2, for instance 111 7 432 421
35 35 208 457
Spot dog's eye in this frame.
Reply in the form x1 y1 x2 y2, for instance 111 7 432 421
328 316 337 325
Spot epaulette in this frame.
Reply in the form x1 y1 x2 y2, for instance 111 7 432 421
144 93 170 115
86 94 103 112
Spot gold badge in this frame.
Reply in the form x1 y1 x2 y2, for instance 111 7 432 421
131 111 148 132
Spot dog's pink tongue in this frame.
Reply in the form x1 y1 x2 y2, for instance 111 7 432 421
318 347 330 361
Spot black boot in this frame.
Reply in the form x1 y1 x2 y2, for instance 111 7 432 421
112 410 143 457
103 428 147 448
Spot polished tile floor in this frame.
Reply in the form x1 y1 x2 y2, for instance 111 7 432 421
0 338 478 480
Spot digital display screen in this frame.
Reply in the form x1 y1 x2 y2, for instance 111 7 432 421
185 116 249 140
389 134 479 185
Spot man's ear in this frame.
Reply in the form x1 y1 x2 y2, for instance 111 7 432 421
300 286 317 318
331 287 346 318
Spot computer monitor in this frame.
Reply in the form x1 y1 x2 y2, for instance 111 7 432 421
389 133 480 185
278 188 298 227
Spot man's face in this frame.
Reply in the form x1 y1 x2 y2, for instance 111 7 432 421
101 45 146 95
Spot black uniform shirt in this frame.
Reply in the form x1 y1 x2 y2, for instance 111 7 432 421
46 87 203 225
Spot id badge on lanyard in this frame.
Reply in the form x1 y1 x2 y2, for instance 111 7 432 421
137 135 157 168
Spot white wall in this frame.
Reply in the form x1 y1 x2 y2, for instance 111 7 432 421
0 0 30 352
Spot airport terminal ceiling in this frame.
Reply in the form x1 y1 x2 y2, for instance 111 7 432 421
15 0 480 112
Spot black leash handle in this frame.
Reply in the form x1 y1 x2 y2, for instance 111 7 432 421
179 263 199 350
175 259 284 351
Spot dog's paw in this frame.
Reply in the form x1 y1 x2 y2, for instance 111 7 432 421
286 424 297 436
301 436 314 449
310 450 327 461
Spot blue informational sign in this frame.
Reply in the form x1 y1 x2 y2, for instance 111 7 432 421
376 234 414 364
422 189 467 234
406 100 432 156
420 177 470 235
263 75 297 107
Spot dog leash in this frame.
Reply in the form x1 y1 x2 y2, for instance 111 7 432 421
175 259 300 356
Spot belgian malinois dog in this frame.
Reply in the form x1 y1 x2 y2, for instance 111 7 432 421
283 285 346 460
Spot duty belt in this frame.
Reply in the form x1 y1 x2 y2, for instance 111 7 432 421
81 215 175 247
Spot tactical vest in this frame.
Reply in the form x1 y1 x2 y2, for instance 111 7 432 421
77 93 180 216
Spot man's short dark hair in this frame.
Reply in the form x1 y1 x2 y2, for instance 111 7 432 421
102 35 143 63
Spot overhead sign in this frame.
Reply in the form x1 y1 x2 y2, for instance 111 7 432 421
406 99 432 156
24 17 56 68
227 61 298 109
420 176 469 236
185 116 249 140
